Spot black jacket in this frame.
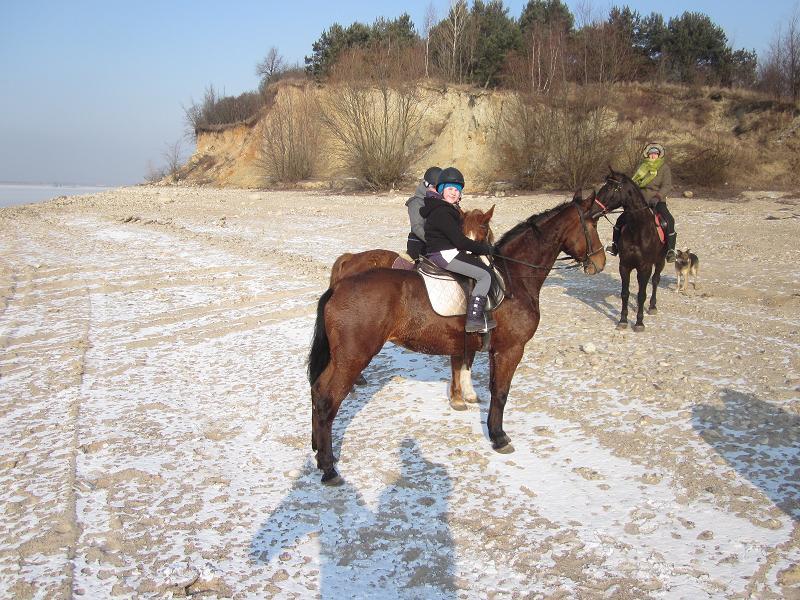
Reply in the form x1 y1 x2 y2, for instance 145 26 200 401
420 195 492 255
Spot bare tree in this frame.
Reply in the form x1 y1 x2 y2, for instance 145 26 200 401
423 2 437 79
432 0 469 82
163 139 185 179
321 80 428 188
259 87 322 183
256 47 286 86
506 22 567 95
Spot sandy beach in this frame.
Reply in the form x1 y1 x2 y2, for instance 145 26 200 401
1 185 798 598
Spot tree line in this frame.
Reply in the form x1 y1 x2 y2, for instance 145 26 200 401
185 0 798 132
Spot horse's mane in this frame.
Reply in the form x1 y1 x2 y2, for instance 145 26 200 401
607 170 647 207
495 200 573 249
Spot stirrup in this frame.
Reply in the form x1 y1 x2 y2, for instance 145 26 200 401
606 243 618 256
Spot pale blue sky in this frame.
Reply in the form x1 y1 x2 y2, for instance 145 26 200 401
1 0 796 185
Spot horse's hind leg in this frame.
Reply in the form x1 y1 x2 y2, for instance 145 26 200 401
449 355 468 411
462 350 479 404
449 353 478 409
648 266 662 314
634 267 652 331
311 356 373 485
617 266 631 330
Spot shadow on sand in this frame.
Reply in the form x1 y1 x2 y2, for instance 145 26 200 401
692 388 800 521
251 437 457 598
549 266 621 323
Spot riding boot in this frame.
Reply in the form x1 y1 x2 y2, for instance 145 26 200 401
466 295 490 333
666 232 677 262
606 221 622 255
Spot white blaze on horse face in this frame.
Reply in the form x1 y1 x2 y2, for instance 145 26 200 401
461 366 477 402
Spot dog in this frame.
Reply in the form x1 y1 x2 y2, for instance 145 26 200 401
674 249 699 292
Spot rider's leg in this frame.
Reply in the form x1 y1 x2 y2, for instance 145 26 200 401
607 212 626 255
657 202 676 261
446 254 495 332
406 234 424 260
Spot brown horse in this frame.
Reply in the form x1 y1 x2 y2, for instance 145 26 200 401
327 206 495 401
308 193 606 484
328 207 495 287
593 169 667 331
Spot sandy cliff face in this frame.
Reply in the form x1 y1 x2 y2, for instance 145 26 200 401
181 84 512 190
180 82 800 192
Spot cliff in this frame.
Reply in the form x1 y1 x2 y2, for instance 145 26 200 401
178 81 800 193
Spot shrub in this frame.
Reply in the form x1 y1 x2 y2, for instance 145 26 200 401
320 81 428 189
492 91 620 190
672 132 740 187
491 95 554 189
258 87 322 183
184 85 266 134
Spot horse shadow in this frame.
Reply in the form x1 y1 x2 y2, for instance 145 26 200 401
339 344 454 459
251 437 457 598
547 267 621 323
692 388 800 521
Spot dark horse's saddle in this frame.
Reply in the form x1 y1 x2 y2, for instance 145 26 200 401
623 211 667 244
413 257 505 317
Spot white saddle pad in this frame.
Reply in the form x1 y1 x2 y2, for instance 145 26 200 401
419 257 503 317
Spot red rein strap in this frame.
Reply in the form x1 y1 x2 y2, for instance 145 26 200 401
593 197 608 212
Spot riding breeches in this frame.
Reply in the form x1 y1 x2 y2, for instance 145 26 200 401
427 251 493 297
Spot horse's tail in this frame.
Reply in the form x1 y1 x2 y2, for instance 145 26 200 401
307 288 334 386
329 253 353 288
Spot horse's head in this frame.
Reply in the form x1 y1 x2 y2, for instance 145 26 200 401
463 205 495 244
565 191 606 275
591 167 645 218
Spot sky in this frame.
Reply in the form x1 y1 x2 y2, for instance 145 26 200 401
1 0 797 186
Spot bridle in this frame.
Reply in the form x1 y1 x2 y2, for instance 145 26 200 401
493 198 604 274
573 198 605 274
594 175 650 218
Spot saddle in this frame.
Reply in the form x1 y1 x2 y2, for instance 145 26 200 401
414 257 505 317
654 213 667 244
622 212 667 244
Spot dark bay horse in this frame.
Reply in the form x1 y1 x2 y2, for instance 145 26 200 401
593 170 667 331
328 206 495 404
308 193 606 485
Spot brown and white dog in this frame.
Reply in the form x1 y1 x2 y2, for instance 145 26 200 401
675 249 699 292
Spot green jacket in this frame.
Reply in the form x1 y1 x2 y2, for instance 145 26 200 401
637 161 672 207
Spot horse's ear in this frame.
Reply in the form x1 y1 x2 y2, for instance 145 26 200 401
572 189 582 202
484 204 495 221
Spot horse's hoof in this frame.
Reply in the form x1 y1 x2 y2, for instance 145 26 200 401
633 324 645 332
355 374 368 385
648 307 658 315
449 398 468 411
493 442 515 454
616 322 628 330
321 469 343 486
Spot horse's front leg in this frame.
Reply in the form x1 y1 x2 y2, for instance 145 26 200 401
617 265 631 330
634 266 652 331
488 345 524 453
648 263 663 313
448 355 467 411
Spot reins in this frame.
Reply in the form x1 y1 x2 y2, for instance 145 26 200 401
492 199 604 280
